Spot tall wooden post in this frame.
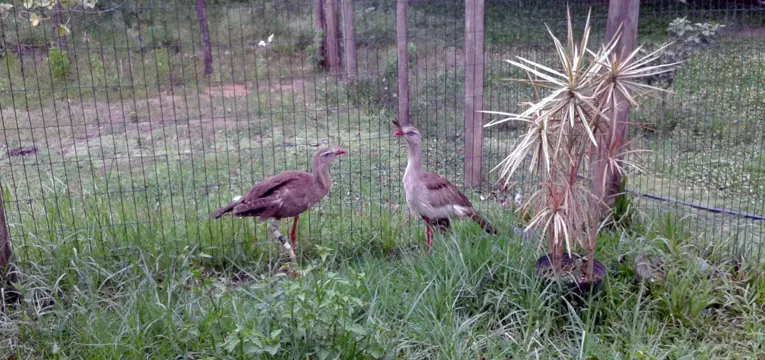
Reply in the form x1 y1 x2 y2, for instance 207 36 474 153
325 0 342 75
313 0 328 70
463 0 485 188
0 182 17 287
396 0 410 126
196 0 213 77
341 0 358 81
595 0 640 209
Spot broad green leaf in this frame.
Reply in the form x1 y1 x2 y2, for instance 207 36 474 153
242 342 258 355
222 335 240 353
263 345 280 356
344 322 367 336
317 349 331 360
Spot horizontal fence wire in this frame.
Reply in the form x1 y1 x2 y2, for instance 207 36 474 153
0 0 764 268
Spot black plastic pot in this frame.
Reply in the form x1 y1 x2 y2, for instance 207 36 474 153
535 252 607 297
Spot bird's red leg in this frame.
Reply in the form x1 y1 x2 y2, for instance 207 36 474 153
427 226 433 253
290 215 299 251
423 217 433 253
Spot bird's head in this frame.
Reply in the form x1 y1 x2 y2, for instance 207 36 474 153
314 147 347 165
392 120 421 145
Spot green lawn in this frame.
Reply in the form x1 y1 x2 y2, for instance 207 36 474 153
2 212 765 359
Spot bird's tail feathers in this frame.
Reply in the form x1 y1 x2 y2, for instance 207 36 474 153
210 201 239 219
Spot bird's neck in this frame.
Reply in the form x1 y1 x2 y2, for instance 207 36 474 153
312 161 333 191
404 141 422 180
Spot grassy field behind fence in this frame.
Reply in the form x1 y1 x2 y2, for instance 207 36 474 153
1 1 765 358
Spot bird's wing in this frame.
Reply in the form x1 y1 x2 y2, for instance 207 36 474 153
421 172 473 209
244 171 311 199
232 171 311 214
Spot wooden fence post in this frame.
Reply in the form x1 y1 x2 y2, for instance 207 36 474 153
595 0 640 209
396 0 410 126
314 0 328 70
196 0 213 77
0 181 18 290
341 0 358 81
325 0 342 75
463 0 485 188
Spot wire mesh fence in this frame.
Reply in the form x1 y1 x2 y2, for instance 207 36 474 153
0 0 763 269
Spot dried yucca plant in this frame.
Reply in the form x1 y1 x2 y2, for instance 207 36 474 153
484 8 678 281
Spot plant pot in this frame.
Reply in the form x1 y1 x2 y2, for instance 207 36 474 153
535 252 606 296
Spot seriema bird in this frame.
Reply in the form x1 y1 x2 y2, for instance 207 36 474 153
393 120 497 251
210 147 347 262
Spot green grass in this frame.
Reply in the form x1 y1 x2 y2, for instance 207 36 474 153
3 212 765 358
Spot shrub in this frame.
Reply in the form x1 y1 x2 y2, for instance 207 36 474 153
484 8 677 281
217 269 387 359
644 17 724 92
48 47 70 83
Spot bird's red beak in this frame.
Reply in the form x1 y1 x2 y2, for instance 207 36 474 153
335 149 347 155
394 130 403 137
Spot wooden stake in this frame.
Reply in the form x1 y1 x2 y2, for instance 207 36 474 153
464 0 485 188
595 0 640 211
314 0 328 70
0 182 17 288
341 0 358 81
196 0 213 77
325 0 342 75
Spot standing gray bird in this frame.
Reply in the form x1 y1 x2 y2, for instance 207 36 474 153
210 147 347 261
393 120 496 251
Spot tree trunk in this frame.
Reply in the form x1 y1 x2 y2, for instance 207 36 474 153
594 0 639 212
196 0 213 78
396 0 410 127
325 0 342 75
463 0 485 188
341 0 358 81
313 0 328 70
0 181 17 286
52 0 68 55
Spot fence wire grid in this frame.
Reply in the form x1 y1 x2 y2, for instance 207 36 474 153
1 0 764 267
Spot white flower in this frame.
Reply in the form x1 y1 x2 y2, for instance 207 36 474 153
258 40 267 47
233 195 243 202
267 34 274 43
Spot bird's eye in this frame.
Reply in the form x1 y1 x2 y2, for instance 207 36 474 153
323 152 331 157
406 131 416 137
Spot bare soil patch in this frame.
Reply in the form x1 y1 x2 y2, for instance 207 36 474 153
203 84 250 98
731 27 765 38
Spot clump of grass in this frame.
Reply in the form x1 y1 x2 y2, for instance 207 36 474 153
48 48 70 83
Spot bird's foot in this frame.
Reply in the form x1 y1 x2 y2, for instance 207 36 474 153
274 235 297 262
